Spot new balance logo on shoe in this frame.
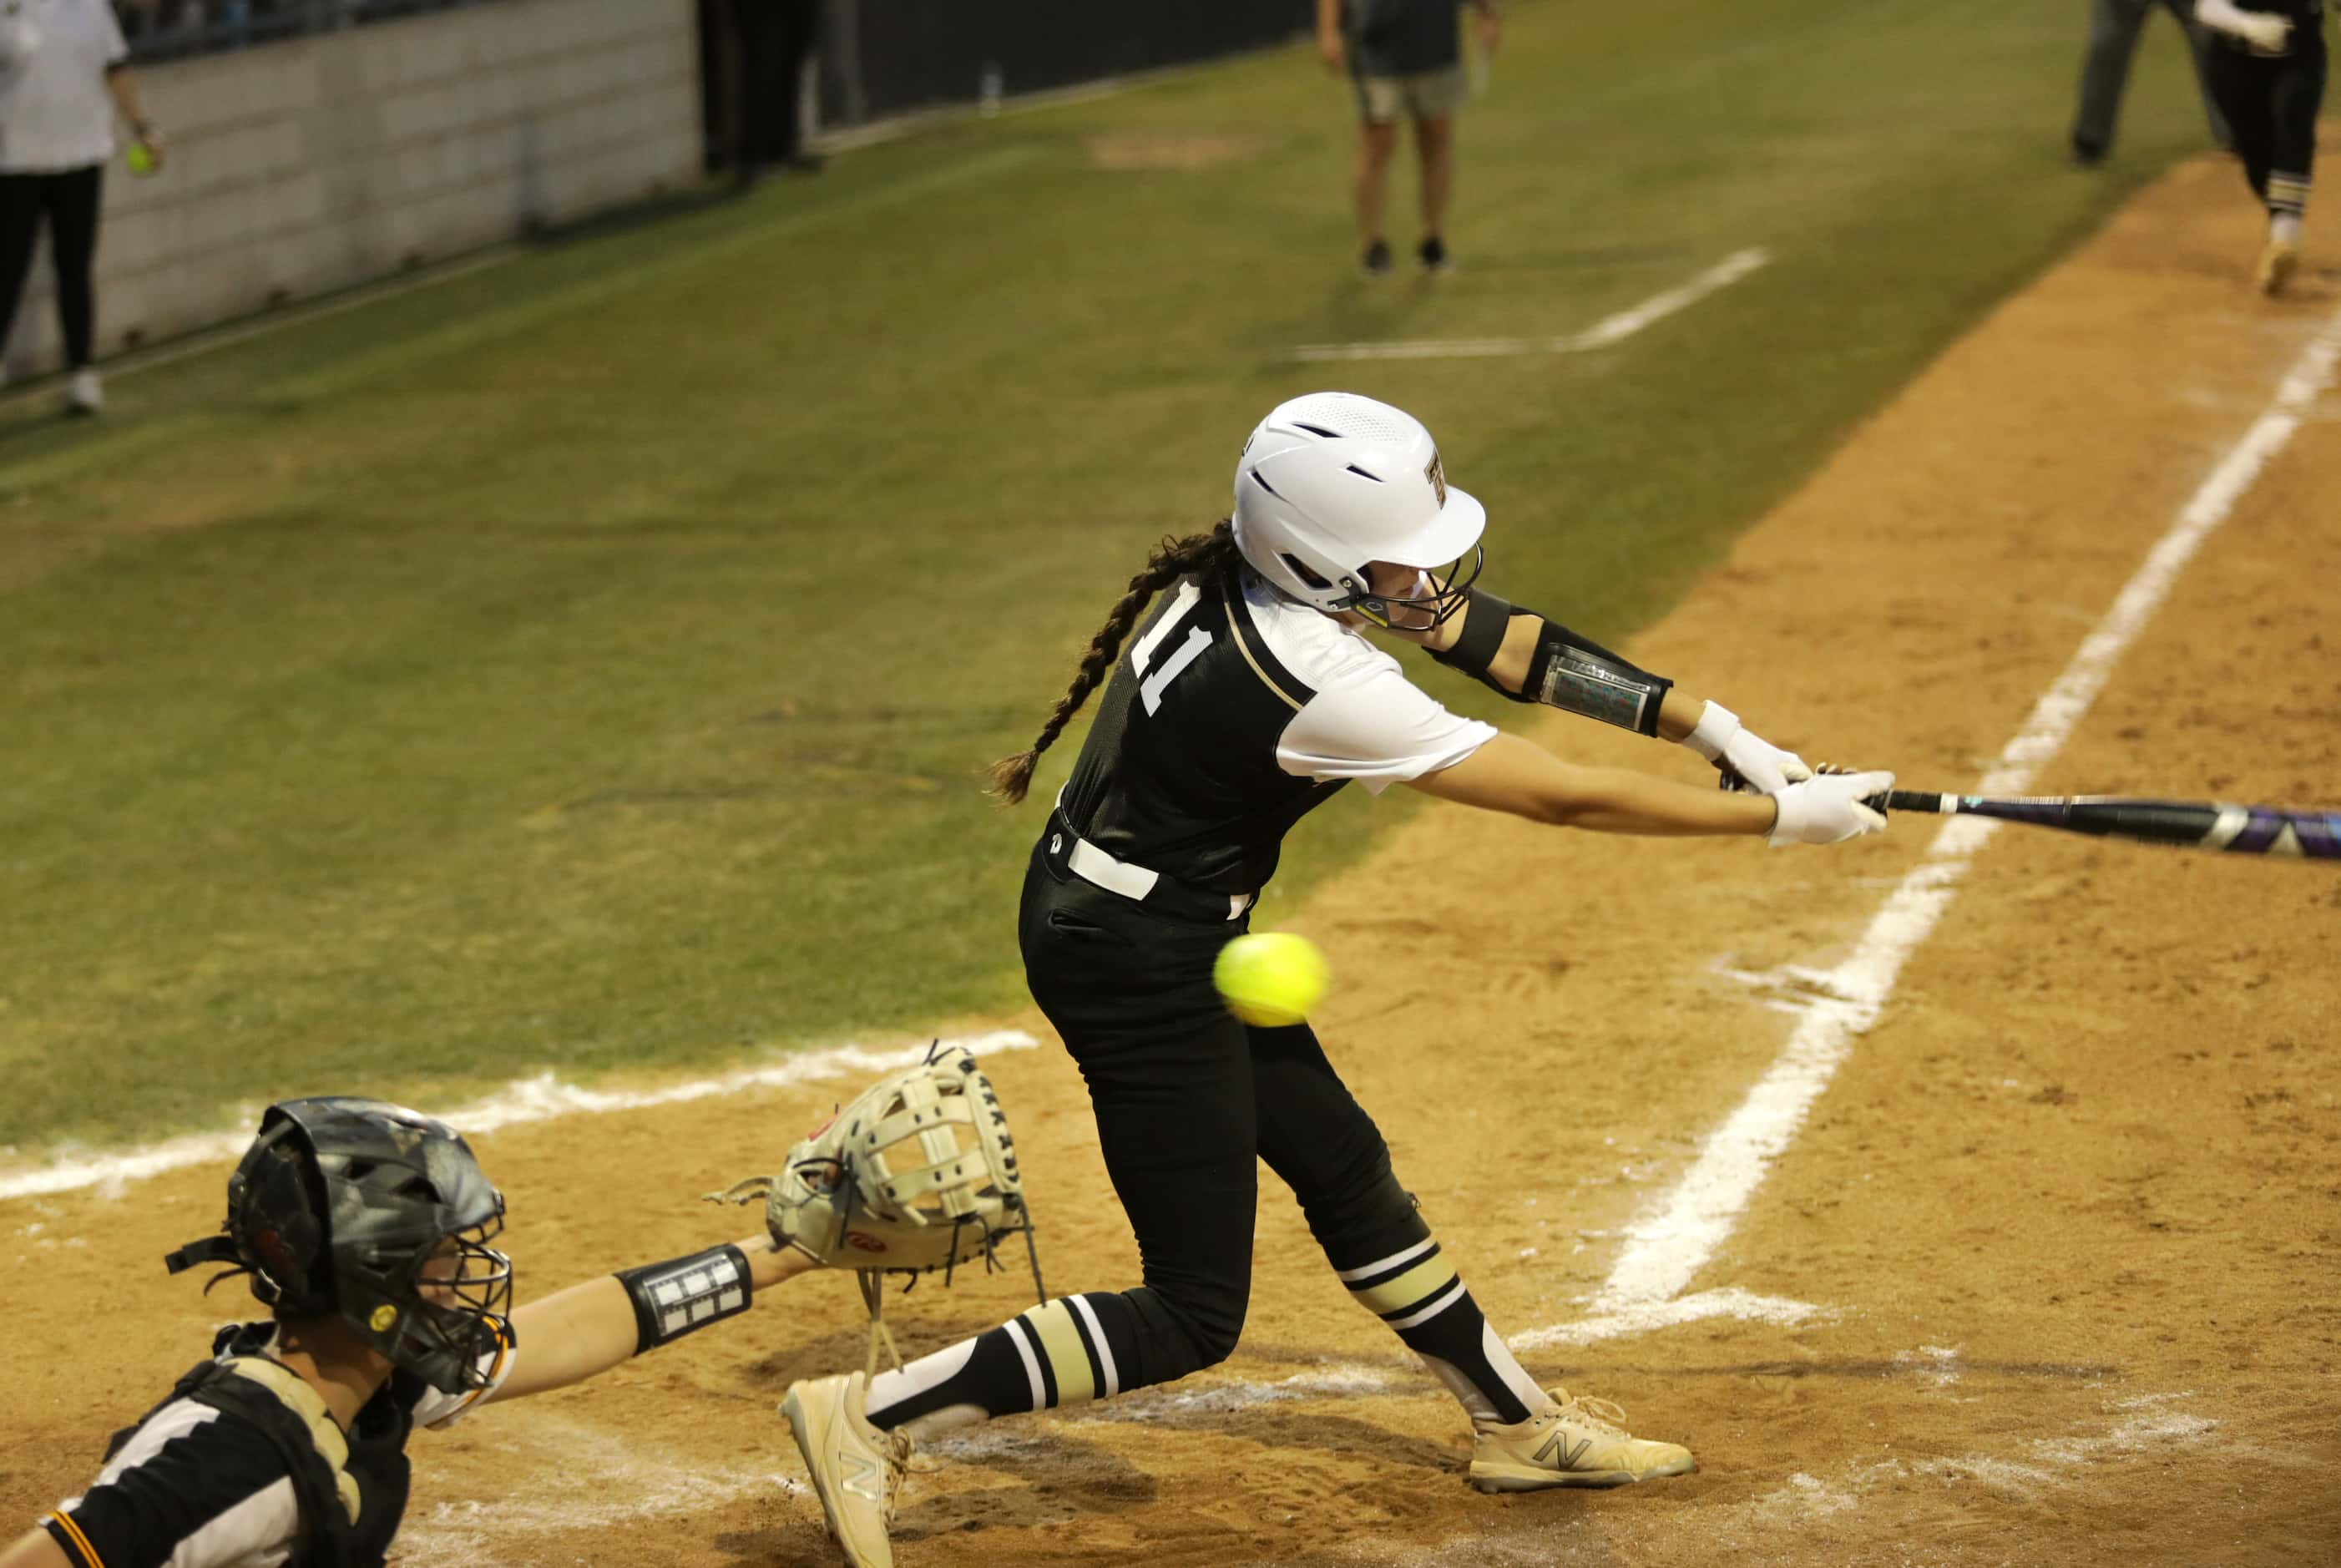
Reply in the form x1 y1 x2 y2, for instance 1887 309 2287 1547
1534 1431 1593 1470
841 1450 885 1501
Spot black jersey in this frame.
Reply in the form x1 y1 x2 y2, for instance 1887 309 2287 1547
1057 560 1494 898
39 1320 513 1568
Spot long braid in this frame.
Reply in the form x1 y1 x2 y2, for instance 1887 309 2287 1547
987 520 1240 805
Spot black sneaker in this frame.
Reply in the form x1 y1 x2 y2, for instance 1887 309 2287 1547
1418 235 1449 272
1360 239 1393 276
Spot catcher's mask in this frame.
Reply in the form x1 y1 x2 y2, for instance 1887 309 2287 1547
167 1096 513 1396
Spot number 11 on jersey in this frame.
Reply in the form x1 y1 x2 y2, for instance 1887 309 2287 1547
1130 582 1211 715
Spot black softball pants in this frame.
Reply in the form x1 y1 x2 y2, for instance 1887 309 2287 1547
861 837 1543 1434
2205 30 2326 206
1016 842 1416 1386
0 164 104 370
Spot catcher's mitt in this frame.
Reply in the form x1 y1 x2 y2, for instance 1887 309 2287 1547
710 1042 1042 1373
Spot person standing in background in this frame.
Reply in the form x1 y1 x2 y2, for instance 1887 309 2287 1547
0 0 160 414
1318 0 1499 276
739 0 822 177
2070 0 2233 165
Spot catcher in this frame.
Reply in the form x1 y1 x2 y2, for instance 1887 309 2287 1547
770 392 1890 1567
1 1055 1034 1568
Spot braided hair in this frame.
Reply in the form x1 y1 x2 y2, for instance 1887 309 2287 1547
986 520 1242 805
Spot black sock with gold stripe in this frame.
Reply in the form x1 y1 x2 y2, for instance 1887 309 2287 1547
1337 1236 1545 1428
864 1292 1143 1437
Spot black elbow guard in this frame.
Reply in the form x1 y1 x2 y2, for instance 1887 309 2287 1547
615 1244 754 1354
1523 620 1673 736
1428 588 1535 701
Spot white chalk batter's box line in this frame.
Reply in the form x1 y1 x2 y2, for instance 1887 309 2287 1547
1535 296 2341 1347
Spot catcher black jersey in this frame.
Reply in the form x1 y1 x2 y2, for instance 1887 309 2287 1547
1057 560 1494 898
39 1321 513 1568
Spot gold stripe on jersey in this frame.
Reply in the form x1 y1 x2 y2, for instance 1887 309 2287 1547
1022 1299 1098 1405
1222 568 1308 711
1351 1255 1461 1319
46 1510 106 1568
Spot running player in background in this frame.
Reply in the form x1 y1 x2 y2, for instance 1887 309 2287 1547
2196 0 2328 291
1317 0 1501 275
0 1095 817 1568
775 392 1894 1568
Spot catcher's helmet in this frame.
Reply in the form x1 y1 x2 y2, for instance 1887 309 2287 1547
1231 392 1486 628
167 1096 513 1396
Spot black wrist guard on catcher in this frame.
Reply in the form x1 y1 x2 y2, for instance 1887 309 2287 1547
1429 589 1673 736
615 1244 753 1354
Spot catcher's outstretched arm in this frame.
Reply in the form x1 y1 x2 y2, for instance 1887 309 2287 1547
482 1233 817 1406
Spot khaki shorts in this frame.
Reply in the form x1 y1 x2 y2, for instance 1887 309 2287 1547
1353 65 1469 124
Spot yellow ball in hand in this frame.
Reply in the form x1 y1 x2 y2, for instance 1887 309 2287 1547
1213 932 1330 1028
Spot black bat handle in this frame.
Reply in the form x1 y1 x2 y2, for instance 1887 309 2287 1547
1863 789 1944 814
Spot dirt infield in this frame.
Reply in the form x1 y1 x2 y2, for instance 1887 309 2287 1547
6 151 2338 1566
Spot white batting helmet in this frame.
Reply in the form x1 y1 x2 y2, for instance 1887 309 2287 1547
1231 392 1486 625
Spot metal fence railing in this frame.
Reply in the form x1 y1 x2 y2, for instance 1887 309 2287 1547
114 0 507 63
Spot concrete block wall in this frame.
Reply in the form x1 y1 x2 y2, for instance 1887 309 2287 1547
4 0 700 377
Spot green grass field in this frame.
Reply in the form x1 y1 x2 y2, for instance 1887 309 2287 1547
0 0 2216 1155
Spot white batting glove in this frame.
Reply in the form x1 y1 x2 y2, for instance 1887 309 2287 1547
1680 701 1813 795
2197 0 2292 52
1767 770 1894 846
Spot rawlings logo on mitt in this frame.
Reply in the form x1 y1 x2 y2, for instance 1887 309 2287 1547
710 1042 1043 1372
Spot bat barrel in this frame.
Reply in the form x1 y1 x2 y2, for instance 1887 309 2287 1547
1863 790 2341 859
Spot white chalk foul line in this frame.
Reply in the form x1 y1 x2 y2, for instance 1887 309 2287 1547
1292 247 1769 363
1519 300 2341 1348
0 1029 1039 1203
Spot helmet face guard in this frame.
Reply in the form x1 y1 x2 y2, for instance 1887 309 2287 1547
341 1205 513 1395
1341 544 1486 631
169 1096 514 1396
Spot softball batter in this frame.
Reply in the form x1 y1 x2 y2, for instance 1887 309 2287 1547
0 1095 821 1568
779 392 1893 1567
2195 0 2328 291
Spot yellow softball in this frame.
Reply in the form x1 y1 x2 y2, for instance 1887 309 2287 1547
1213 932 1330 1028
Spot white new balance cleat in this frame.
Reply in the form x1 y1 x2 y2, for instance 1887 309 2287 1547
67 367 104 415
1469 1386 1696 1491
782 1371 913 1567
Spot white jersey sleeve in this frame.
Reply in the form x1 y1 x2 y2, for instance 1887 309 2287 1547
1241 582 1494 792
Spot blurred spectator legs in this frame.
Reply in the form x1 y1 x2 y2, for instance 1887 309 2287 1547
2070 0 2232 164
702 0 823 181
0 167 104 385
